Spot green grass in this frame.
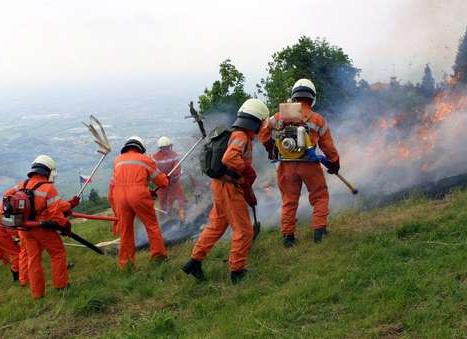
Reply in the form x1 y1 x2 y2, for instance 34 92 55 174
1 190 466 338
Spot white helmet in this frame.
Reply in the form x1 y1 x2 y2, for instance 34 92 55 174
158 136 172 148
291 78 317 107
121 136 146 154
233 98 270 132
28 155 57 181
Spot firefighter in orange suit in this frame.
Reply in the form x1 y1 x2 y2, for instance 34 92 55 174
0 227 21 282
3 155 80 298
259 79 340 247
108 136 169 269
182 99 270 284
152 136 186 222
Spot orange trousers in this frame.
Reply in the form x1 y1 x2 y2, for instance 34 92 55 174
192 180 253 271
158 181 186 211
0 228 19 272
113 186 167 269
277 162 329 235
22 228 68 298
18 232 29 286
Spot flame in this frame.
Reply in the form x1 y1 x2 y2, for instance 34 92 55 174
364 82 467 173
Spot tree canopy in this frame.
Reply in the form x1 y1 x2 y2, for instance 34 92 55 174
454 27 467 84
419 64 435 97
257 36 359 117
198 59 250 114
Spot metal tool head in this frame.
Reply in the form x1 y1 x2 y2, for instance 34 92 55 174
82 115 112 154
186 101 207 138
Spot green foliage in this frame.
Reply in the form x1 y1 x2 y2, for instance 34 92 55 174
198 59 250 115
88 188 100 204
74 195 109 214
1 191 466 338
454 27 467 84
258 36 359 116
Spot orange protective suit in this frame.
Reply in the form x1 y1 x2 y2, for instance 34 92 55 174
152 149 186 214
0 227 20 273
108 150 169 269
191 130 254 272
4 176 71 298
259 102 339 234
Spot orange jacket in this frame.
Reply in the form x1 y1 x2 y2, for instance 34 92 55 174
108 150 169 205
222 130 253 177
3 176 71 226
152 149 181 183
259 102 339 162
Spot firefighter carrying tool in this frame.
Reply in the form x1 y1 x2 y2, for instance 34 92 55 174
183 98 269 284
260 78 357 247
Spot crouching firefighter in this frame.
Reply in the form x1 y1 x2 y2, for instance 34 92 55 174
259 79 340 247
1 155 80 298
152 136 187 222
182 98 269 284
108 136 170 269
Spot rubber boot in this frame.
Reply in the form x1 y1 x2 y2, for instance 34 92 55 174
11 270 19 282
283 234 296 248
231 269 248 284
182 259 205 281
313 227 328 243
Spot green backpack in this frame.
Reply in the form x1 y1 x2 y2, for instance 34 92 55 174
199 126 236 179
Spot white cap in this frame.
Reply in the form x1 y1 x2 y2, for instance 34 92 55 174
28 155 57 181
291 78 317 107
237 98 270 121
158 136 172 148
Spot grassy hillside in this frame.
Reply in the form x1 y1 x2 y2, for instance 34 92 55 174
1 190 466 338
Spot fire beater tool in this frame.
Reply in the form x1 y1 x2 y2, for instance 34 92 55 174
77 115 112 198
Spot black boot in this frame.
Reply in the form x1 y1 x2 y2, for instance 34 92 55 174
313 227 328 243
11 270 19 282
283 234 296 248
231 269 248 284
182 259 205 281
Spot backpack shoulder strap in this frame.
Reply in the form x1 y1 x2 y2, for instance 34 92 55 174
30 181 53 192
21 179 30 189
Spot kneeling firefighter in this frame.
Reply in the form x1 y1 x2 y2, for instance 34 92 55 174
259 79 340 247
182 98 269 284
152 136 186 222
2 155 80 298
108 136 169 269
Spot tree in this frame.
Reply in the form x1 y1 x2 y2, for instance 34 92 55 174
88 188 100 203
419 64 435 97
453 27 467 84
258 36 359 117
198 59 250 115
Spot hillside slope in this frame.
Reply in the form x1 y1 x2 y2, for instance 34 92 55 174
1 190 466 338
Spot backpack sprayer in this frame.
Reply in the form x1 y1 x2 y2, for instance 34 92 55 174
271 103 358 195
1 183 110 255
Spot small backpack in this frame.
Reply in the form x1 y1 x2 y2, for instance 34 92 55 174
199 126 237 179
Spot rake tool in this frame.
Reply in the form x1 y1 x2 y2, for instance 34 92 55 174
77 115 112 198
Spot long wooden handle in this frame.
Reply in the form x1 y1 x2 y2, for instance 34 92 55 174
336 174 359 195
71 212 118 222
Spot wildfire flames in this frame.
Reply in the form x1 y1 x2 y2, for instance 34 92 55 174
366 83 467 173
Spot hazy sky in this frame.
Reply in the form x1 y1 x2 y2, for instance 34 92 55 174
0 0 466 93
